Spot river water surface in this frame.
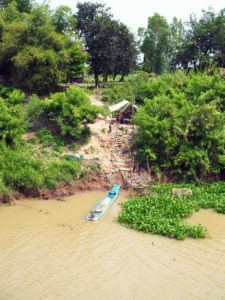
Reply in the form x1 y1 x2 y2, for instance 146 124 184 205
0 191 225 300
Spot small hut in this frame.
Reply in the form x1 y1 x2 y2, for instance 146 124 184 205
108 100 138 123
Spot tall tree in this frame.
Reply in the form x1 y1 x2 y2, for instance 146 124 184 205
140 13 171 74
0 0 32 13
214 9 225 67
76 2 113 87
64 43 87 82
189 9 218 70
76 1 137 86
112 22 138 80
172 8 225 71
169 17 185 70
0 1 25 80
52 5 76 33
0 2 87 93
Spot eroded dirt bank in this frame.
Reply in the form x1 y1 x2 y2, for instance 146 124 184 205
4 171 122 202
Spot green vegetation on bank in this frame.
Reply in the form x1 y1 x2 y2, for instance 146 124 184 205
31 85 105 139
101 71 225 181
0 143 81 194
118 182 225 240
134 71 225 181
0 84 105 202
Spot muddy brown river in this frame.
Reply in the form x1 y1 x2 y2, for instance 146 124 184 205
0 191 225 300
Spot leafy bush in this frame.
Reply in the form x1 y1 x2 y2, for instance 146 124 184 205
36 128 65 152
0 85 14 98
1 147 44 190
4 89 25 106
36 128 55 147
0 98 24 145
0 141 81 199
133 71 225 181
0 84 21 101
0 175 12 198
25 94 43 128
101 82 133 103
43 160 80 188
41 86 105 140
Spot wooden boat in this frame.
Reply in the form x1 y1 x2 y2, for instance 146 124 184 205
87 184 121 221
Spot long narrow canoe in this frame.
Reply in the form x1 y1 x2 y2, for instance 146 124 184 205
87 184 121 221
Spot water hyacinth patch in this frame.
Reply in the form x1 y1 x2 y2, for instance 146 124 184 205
117 182 225 240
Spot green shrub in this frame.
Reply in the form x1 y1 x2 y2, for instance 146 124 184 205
36 128 65 152
0 84 24 104
2 149 45 190
43 160 80 188
0 143 81 197
101 82 133 103
25 95 43 128
5 89 25 106
41 86 105 140
36 128 55 147
133 72 225 181
0 98 24 145
0 175 12 198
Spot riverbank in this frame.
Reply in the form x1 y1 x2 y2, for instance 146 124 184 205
1 94 145 204
5 171 123 202
4 116 124 202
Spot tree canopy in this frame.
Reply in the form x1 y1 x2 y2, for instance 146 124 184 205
140 13 171 74
133 71 225 181
75 1 137 87
139 8 225 74
0 2 86 94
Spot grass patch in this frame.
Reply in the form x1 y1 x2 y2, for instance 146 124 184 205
118 182 225 240
0 142 81 199
36 128 65 152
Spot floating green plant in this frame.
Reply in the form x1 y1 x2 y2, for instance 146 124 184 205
118 182 225 240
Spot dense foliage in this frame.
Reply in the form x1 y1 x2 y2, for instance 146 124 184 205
1 1 225 203
139 8 225 74
101 80 135 103
100 71 225 181
118 182 225 240
172 9 225 71
39 86 106 140
0 1 86 94
140 13 171 74
0 142 81 193
76 2 138 87
0 83 105 202
0 85 25 145
133 71 225 181
2 1 225 91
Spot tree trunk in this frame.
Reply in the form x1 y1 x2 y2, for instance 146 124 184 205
103 74 108 83
120 74 125 82
95 73 99 88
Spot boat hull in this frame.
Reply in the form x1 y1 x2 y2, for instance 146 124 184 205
87 184 121 221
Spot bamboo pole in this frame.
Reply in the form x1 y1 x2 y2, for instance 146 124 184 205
129 156 134 197
146 155 151 194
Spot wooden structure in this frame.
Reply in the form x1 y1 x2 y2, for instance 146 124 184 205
108 100 138 124
110 122 150 193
